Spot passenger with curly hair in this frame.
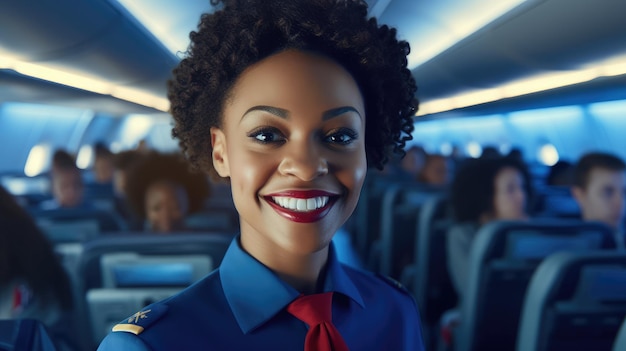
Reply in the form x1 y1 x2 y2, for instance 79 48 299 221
99 0 423 349
123 152 210 233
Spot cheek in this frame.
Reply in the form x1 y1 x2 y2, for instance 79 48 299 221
229 147 279 198
335 149 367 196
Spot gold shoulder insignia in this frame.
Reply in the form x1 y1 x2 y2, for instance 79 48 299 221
111 304 168 335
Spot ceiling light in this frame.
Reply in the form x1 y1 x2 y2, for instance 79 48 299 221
0 57 169 112
417 57 626 116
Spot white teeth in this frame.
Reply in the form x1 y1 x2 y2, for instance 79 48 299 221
271 196 331 212
296 199 306 211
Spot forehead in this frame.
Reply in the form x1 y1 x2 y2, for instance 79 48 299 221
587 168 626 187
225 50 365 120
54 169 80 181
496 166 521 179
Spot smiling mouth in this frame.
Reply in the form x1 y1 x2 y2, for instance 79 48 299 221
263 191 339 223
271 196 329 212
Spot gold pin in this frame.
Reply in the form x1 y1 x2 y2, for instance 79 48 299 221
127 309 152 324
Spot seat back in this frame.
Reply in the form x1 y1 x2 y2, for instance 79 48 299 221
352 173 399 260
412 194 457 329
100 252 213 288
30 207 127 232
76 232 233 349
184 208 239 232
457 220 616 351
37 219 100 244
83 182 116 211
0 319 58 351
614 317 626 351
87 288 182 344
375 183 442 278
533 186 580 219
518 251 626 351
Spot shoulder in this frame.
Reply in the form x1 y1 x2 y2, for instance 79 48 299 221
110 303 169 336
448 223 478 241
98 330 152 351
341 264 414 301
99 270 223 348
98 304 167 351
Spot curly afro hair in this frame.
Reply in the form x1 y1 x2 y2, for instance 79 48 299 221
124 152 211 218
168 0 417 178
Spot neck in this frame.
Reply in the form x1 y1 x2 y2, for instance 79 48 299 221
239 229 330 295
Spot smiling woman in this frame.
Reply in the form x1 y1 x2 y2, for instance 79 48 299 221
97 0 422 350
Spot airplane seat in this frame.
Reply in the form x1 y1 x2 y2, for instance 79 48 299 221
517 251 626 351
532 186 580 219
1 174 52 209
77 232 233 294
0 319 58 351
36 220 99 297
75 232 233 349
614 316 626 351
184 207 239 233
37 219 100 244
29 207 127 233
82 182 116 211
374 183 443 278
403 194 456 351
87 252 214 344
456 220 616 351
352 173 397 261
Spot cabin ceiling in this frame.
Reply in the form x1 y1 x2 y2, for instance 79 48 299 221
0 0 624 116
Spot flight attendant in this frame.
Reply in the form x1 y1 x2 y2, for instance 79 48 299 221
98 0 424 349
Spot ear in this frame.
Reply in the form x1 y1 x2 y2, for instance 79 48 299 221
211 127 230 178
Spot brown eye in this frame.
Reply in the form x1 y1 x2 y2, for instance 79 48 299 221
248 127 285 144
325 128 358 145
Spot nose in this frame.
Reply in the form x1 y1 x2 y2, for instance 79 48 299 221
277 143 328 181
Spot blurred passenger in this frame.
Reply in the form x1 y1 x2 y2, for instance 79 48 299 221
480 145 501 159
112 150 144 230
506 147 524 163
124 152 210 233
93 143 115 184
417 153 451 186
571 152 625 246
546 160 574 186
41 150 84 209
400 145 426 179
0 185 75 349
50 150 76 175
447 157 532 300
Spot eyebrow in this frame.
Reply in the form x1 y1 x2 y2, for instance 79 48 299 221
241 105 362 122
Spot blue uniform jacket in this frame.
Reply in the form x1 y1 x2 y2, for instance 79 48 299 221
98 237 425 350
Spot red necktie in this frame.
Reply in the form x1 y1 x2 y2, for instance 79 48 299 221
287 292 349 351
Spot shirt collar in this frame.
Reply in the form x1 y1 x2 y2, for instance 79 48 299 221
220 237 364 334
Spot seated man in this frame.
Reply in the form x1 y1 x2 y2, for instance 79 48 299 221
40 150 85 209
571 152 625 247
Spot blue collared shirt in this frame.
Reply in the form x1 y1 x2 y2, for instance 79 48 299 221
98 237 425 350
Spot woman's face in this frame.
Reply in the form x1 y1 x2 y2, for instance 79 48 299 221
211 50 367 258
492 167 527 220
145 181 188 233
